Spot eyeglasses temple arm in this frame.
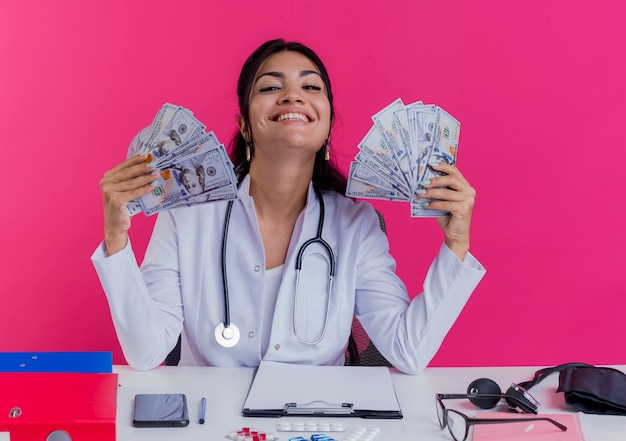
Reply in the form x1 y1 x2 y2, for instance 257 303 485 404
466 417 567 431
436 393 536 413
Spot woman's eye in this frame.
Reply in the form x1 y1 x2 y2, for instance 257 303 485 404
258 86 280 92
303 85 322 91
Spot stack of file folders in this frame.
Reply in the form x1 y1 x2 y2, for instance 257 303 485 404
0 352 117 441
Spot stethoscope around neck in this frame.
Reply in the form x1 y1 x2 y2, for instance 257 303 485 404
214 185 336 348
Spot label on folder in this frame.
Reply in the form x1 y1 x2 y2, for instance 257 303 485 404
242 361 402 418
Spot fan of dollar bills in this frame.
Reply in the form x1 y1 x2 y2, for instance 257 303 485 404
126 103 239 216
346 98 460 217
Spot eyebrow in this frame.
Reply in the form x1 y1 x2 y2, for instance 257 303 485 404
255 70 322 82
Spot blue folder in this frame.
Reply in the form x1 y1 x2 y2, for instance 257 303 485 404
0 352 112 373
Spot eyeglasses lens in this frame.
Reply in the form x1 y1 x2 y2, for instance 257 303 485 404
447 410 468 441
436 399 445 428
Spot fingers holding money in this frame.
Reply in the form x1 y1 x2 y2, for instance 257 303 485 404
100 155 159 255
100 155 159 200
418 162 475 260
417 162 475 203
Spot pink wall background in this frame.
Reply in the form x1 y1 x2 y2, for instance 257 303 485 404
1 0 624 367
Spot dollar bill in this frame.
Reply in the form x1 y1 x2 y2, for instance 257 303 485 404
410 106 460 218
127 125 152 159
145 181 239 215
371 98 413 190
407 103 437 190
154 131 221 168
127 103 179 158
125 104 238 216
392 103 416 179
348 162 405 195
354 150 411 198
357 125 399 174
346 177 407 201
145 106 206 160
347 99 461 218
139 145 237 216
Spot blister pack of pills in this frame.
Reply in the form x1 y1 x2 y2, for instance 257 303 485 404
343 427 381 441
277 421 346 432
226 427 276 441
226 424 381 441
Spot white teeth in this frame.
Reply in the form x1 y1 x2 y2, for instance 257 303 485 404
277 113 309 122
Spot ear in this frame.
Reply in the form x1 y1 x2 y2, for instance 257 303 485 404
236 114 248 141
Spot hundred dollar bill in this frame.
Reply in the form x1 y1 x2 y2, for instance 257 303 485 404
154 131 221 168
127 103 179 158
139 146 236 216
127 199 143 217
127 125 152 159
348 162 408 197
142 103 179 154
125 104 239 216
127 140 236 217
371 98 413 190
355 150 411 198
410 198 447 217
357 125 398 173
392 102 417 179
346 177 407 201
149 184 239 215
407 104 437 189
418 106 459 184
356 125 411 197
145 106 205 160
126 130 221 217
410 106 460 218
346 99 462 218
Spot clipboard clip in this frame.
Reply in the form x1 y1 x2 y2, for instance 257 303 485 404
285 401 354 415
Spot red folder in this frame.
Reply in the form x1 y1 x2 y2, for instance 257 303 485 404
0 372 117 441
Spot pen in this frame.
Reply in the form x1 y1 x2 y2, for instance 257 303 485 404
199 397 206 424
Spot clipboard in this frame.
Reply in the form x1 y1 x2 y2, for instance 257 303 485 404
242 361 403 419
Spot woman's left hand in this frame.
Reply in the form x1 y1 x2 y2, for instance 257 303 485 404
418 162 476 261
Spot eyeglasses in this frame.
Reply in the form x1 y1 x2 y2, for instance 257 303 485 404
436 393 567 441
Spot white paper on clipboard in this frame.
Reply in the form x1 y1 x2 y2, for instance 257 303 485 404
242 361 402 417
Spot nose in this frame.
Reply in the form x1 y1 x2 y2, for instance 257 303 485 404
279 82 304 104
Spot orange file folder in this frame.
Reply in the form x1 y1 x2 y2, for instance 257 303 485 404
0 372 117 441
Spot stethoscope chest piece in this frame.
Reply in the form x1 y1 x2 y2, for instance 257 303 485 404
214 322 240 348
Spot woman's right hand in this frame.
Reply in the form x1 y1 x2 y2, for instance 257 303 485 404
100 155 159 255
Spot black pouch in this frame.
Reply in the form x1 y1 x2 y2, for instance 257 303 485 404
557 366 626 415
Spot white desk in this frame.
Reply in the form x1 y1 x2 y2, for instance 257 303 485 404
114 365 626 440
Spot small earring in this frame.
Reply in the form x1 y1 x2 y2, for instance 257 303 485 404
246 142 252 161
324 140 330 161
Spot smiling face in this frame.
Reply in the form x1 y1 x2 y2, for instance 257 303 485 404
240 50 332 161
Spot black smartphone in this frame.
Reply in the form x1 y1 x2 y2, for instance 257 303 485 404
132 393 190 427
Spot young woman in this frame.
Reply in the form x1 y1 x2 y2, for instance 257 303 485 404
93 39 485 374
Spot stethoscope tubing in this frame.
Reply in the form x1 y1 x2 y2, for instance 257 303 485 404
217 186 335 347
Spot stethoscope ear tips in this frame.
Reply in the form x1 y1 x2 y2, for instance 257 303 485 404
214 323 240 348
467 378 502 409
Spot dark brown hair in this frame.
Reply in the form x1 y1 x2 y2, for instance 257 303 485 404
230 39 347 194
